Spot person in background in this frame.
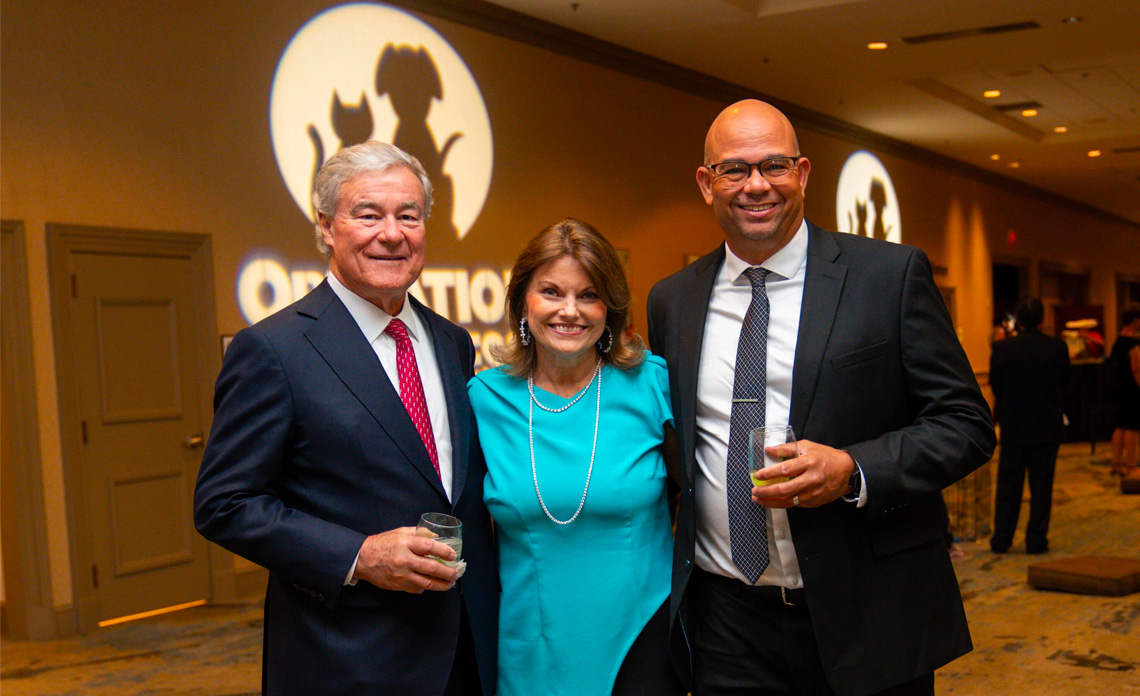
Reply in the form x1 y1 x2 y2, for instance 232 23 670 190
989 298 1070 554
194 141 497 696
1109 303 1140 477
468 219 684 696
647 99 995 696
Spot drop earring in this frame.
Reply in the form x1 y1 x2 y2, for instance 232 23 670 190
597 326 614 353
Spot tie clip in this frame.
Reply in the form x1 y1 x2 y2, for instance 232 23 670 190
732 398 760 403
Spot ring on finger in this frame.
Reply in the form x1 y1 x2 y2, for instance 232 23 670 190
792 495 800 507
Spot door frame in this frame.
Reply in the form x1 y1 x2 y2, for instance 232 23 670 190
47 224 219 631
2 220 57 639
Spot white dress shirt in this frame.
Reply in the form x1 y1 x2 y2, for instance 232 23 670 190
328 273 454 586
694 222 808 588
327 273 454 497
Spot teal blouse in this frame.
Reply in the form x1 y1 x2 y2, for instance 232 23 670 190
468 354 675 696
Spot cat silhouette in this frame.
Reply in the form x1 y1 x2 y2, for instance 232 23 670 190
306 91 375 219
847 198 868 237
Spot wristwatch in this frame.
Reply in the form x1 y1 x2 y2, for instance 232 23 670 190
848 465 862 499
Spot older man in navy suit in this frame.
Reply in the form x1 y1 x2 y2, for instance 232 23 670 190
195 141 496 696
647 100 994 696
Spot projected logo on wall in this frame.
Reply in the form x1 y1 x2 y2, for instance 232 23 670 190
242 3 507 366
270 1 492 238
835 151 901 243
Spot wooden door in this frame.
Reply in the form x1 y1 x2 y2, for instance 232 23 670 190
69 251 211 621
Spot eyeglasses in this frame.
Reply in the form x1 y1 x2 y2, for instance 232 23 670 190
705 157 802 187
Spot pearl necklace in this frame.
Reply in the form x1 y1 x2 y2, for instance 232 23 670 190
527 359 602 525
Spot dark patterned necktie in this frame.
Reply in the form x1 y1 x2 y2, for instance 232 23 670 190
385 318 440 477
727 266 770 582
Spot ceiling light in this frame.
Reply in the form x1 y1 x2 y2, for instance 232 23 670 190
1009 161 1021 168
990 154 1001 161
1021 109 1038 117
1062 16 1082 24
1053 126 1068 133
867 42 888 50
983 90 1001 98
1087 150 1102 158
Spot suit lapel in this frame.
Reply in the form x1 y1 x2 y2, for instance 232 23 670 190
302 282 448 497
411 295 471 506
677 247 725 476
790 224 846 437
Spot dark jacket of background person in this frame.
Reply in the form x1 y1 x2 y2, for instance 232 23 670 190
990 327 1070 444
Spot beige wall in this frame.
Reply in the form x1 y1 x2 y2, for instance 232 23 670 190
2 0 1136 613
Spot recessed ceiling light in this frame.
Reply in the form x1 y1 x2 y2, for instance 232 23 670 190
867 42 888 50
1053 126 1068 133
1009 161 1021 168
1087 150 1102 158
983 90 1001 98
1062 16 1082 24
1021 109 1038 117
990 154 1001 161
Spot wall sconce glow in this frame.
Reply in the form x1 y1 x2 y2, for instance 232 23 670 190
1009 161 1021 168
983 90 1001 98
990 154 1001 161
1021 109 1038 117
1053 126 1068 133
269 2 493 241
836 151 901 243
867 42 888 50
1087 150 1102 158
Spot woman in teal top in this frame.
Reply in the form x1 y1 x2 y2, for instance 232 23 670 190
468 219 683 696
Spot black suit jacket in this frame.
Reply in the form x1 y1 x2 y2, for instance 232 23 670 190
989 329 1069 444
646 223 995 696
194 280 497 696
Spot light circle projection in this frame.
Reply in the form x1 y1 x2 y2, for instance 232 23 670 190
835 151 901 244
269 2 492 240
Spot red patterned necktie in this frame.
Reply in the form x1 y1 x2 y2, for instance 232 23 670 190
384 318 440 477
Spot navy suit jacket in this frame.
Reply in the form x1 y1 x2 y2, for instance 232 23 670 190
647 223 995 696
194 280 497 696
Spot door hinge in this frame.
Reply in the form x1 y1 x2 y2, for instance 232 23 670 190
81 420 88 444
71 273 78 298
91 564 99 589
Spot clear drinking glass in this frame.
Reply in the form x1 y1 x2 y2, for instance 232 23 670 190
417 512 463 567
749 425 795 487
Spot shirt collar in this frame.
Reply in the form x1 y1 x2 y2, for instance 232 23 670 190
326 272 423 344
723 219 809 285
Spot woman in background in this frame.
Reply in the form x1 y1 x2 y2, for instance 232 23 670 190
1110 303 1140 477
468 219 683 696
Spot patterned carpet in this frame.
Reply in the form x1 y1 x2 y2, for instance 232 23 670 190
939 442 1140 695
2 442 1137 695
1 602 262 695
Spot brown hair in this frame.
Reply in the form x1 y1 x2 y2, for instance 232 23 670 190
493 218 646 377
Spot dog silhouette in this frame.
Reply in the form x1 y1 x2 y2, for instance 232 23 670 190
376 44 461 239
